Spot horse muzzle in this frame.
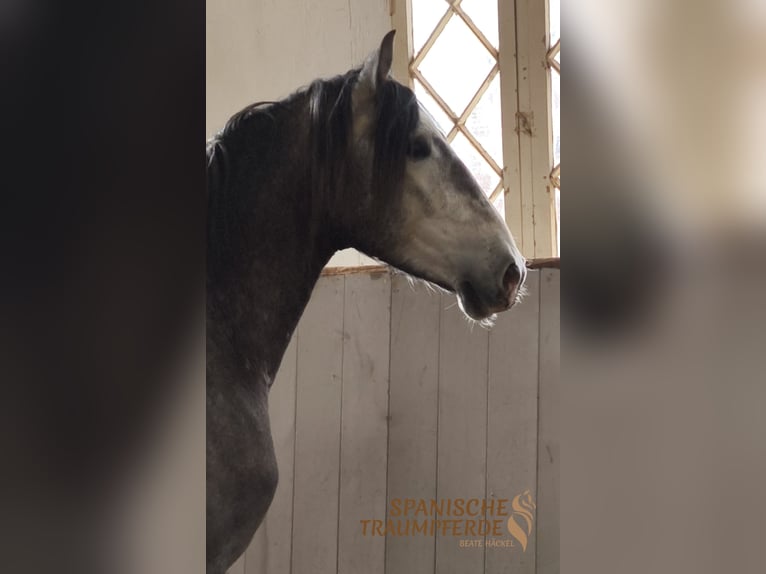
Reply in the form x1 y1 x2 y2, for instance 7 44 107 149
457 257 527 321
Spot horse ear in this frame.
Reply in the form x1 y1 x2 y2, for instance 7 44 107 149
376 30 396 85
359 30 396 92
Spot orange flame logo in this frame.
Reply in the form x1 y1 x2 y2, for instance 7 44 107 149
506 490 536 551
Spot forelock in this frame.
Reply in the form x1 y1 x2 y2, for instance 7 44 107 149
373 80 420 191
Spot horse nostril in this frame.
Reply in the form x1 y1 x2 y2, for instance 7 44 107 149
502 261 522 294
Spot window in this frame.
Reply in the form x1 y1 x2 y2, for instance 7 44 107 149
409 1 505 211
549 0 561 253
392 0 560 259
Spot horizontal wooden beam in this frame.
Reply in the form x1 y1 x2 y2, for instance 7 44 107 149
322 258 560 276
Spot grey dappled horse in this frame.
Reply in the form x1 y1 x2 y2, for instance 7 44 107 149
206 31 525 573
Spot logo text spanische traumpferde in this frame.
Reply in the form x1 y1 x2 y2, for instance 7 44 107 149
359 491 536 551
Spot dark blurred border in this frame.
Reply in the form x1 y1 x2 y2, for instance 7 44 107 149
0 1 205 572
564 4 766 574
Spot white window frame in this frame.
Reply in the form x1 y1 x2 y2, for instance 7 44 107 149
391 0 559 259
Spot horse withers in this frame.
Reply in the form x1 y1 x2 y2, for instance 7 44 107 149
206 31 525 574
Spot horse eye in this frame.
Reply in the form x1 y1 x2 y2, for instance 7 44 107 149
407 136 431 160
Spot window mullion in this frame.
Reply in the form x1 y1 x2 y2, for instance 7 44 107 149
498 0 526 253
512 0 556 258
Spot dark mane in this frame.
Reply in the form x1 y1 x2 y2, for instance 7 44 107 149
206 69 421 275
372 74 420 194
208 66 420 196
302 67 421 221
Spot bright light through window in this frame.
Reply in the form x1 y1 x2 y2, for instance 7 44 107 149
411 0 506 216
549 0 561 253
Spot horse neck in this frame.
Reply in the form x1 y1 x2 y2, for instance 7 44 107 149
207 105 335 387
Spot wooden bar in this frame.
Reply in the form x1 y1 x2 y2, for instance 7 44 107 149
498 0 525 255
411 68 460 121
291 276 345 574
337 273 391 574
323 258 560 278
453 4 499 59
435 294 489 573
536 268 560 574
410 6 453 69
486 271 540 574
458 123 504 176
386 276 441 574
514 0 556 258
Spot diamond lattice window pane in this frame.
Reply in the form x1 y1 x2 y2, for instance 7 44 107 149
418 16 495 116
492 188 505 216
450 132 500 196
461 0 499 49
550 0 560 45
552 70 560 166
465 74 503 166
412 0 449 56
550 0 561 255
414 79 454 136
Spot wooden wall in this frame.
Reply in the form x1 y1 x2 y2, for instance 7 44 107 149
227 268 559 574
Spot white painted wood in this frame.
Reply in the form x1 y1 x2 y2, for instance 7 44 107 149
486 271 541 574
236 268 558 574
246 335 298 574
514 0 539 257
207 0 353 136
385 275 440 574
514 0 556 258
536 268 560 574
292 276 345 574
498 0 525 255
328 249 370 269
337 271 391 574
349 0 391 63
435 295 489 574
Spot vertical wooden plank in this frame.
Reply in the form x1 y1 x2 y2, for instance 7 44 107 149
528 0 556 258
245 335 298 574
435 295 489 574
537 269 559 574
498 0 525 255
385 276 441 574
337 271 392 574
514 0 555 258
513 0 538 257
486 271 541 574
291 276 345 574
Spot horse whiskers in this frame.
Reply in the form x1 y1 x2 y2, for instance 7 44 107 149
515 283 529 304
462 313 497 331
391 266 449 297
390 266 510 330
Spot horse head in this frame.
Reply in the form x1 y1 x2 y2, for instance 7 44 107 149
338 31 526 321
